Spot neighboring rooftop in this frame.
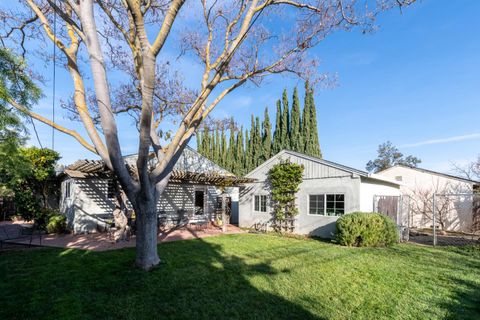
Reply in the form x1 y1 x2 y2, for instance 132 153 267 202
378 164 480 185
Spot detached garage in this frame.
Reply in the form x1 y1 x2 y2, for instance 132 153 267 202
239 150 401 238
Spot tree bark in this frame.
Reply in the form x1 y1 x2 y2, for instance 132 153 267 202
133 189 160 270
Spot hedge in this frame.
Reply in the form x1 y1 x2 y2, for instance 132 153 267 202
335 212 398 247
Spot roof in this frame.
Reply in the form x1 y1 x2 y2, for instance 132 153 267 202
63 147 255 186
378 164 480 185
246 150 402 186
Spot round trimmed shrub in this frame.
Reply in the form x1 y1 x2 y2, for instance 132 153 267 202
46 214 67 234
335 212 398 247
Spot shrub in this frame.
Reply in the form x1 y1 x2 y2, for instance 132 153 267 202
46 214 66 234
335 212 398 247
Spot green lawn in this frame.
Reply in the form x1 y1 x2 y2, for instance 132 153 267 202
1 234 479 320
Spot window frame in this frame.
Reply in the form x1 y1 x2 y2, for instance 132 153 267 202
253 194 268 213
307 193 345 217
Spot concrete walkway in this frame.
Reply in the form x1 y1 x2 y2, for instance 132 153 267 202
4 224 244 251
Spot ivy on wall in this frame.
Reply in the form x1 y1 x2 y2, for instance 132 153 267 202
267 159 304 231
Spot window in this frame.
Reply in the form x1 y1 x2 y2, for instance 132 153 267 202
107 180 116 199
309 194 345 216
65 181 71 198
254 195 267 212
395 176 403 182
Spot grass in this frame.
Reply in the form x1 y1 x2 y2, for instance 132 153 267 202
1 234 479 320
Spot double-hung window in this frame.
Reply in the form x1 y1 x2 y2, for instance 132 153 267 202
254 195 267 213
309 194 345 216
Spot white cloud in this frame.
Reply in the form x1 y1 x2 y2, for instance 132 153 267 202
399 133 480 148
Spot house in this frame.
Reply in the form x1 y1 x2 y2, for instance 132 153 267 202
59 146 253 234
239 150 402 238
377 165 480 232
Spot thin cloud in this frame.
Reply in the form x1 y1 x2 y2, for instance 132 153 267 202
400 133 480 148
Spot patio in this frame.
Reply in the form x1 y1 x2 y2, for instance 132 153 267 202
0 221 243 251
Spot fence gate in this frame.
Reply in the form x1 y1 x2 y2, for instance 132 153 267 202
373 195 410 242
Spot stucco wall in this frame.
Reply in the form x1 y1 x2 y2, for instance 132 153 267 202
359 177 402 212
378 166 475 232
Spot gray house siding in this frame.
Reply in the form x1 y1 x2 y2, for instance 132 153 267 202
239 150 399 238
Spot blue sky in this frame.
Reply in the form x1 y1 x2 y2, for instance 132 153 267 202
15 0 480 174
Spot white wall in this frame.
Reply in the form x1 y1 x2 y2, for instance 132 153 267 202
378 166 475 232
359 177 401 212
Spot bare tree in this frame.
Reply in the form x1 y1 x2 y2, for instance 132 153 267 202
1 0 415 270
452 156 480 182
410 181 461 231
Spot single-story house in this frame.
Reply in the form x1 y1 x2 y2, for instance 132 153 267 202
239 150 402 238
377 165 480 233
60 146 253 234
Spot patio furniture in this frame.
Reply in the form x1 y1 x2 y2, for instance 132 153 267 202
0 223 42 249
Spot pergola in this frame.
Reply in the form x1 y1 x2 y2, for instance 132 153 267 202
64 159 255 186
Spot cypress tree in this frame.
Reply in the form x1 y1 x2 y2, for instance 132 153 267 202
196 130 202 154
272 99 282 154
227 119 236 171
214 129 220 164
248 115 256 171
302 81 311 155
221 128 227 167
254 116 262 166
244 130 251 172
262 107 272 161
307 86 322 158
234 127 244 176
290 86 302 152
281 88 290 149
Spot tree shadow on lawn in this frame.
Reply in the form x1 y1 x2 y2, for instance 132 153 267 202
0 237 323 320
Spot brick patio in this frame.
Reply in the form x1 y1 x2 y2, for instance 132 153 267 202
1 222 244 251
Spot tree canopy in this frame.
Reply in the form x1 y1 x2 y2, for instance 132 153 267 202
366 141 421 173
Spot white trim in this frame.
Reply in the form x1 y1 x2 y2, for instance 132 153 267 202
193 186 207 217
306 193 346 217
252 194 268 213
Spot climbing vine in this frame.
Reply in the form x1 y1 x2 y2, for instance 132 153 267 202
267 159 304 232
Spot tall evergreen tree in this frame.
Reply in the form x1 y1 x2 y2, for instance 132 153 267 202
214 129 220 164
244 129 251 172
196 131 202 155
221 128 227 168
272 99 282 154
227 119 236 171
307 86 321 158
262 107 272 161
281 89 290 149
234 127 244 175
290 86 302 152
254 116 262 166
302 81 311 155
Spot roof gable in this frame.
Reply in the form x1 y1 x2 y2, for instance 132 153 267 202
378 165 479 184
246 150 366 180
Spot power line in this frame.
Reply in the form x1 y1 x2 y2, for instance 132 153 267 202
52 0 57 150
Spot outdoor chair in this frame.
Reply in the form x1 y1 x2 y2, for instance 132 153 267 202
0 223 42 249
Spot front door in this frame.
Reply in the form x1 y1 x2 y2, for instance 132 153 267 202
194 189 205 216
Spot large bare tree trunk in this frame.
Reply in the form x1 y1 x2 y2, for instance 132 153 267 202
133 190 160 269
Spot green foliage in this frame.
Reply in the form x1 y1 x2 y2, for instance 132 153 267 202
267 160 304 221
0 48 41 196
335 212 399 247
272 99 282 154
196 83 322 176
366 141 421 173
290 87 302 152
261 107 272 162
12 187 40 221
46 213 67 234
280 89 290 149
